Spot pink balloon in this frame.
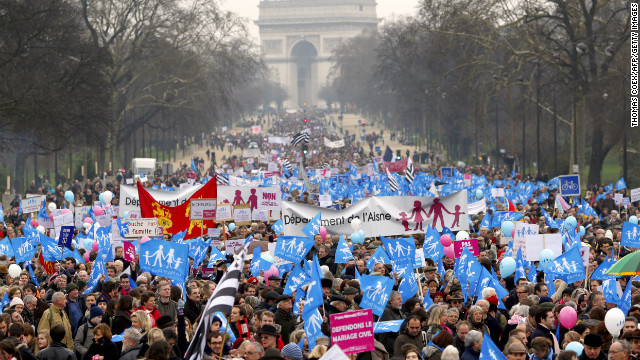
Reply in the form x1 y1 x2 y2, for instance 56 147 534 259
319 226 327 239
49 214 54 222
92 241 99 252
93 206 104 216
30 219 38 227
440 235 453 247
558 306 577 329
61 209 71 215
511 229 515 237
84 217 94 225
140 236 151 244
264 266 279 286
444 244 455 259
83 253 90 262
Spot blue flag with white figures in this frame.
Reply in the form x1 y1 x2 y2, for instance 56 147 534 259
602 278 620 306
303 255 324 317
250 246 273 277
11 237 37 264
491 212 524 227
544 272 556 297
23 221 40 247
616 177 627 190
590 256 621 280
27 263 39 286
301 213 322 239
526 260 537 282
473 267 494 298
302 308 323 350
214 311 237 344
545 246 585 283
274 236 315 264
37 200 48 219
480 331 508 360
480 214 492 229
84 260 106 295
0 291 9 310
140 240 189 283
188 238 212 268
293 288 305 317
619 280 633 316
271 219 284 234
423 289 434 309
284 264 310 296
95 225 114 262
514 248 526 283
366 246 391 270
116 217 130 238
422 225 445 261
621 221 640 247
0 237 14 259
398 269 418 303
360 275 394 317
208 244 226 263
540 208 559 229
381 236 415 274
335 235 354 264
373 320 404 334
172 229 187 243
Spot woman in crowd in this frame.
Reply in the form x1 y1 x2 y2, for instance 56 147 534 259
34 330 50 355
111 296 133 336
0 340 20 360
131 310 152 336
83 323 119 360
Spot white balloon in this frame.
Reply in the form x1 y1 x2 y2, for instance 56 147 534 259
103 191 113 204
351 218 362 231
8 264 21 278
604 308 625 335
83 222 92 230
456 230 470 240
47 202 56 212
36 225 46 234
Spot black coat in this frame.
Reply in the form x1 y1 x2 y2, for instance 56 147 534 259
83 338 119 360
111 310 132 336
184 298 201 324
36 342 76 360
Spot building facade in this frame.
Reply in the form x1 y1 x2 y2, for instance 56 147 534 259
256 0 378 108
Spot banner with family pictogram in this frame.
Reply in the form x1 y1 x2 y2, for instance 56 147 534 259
281 191 469 236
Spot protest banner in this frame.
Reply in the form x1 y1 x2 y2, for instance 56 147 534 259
268 136 291 144
233 204 252 226
125 218 162 238
319 195 332 207
383 158 407 173
468 200 486 215
252 209 269 222
491 188 505 198
453 239 479 258
124 241 135 262
631 188 640 203
21 195 46 214
524 234 562 261
513 223 539 259
257 188 281 212
225 239 244 255
190 199 217 220
282 191 469 236
324 137 345 148
252 125 261 133
330 309 374 354
53 212 74 236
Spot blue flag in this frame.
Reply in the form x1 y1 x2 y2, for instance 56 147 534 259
302 308 323 350
335 235 354 264
546 246 586 283
616 177 627 190
398 268 418 303
189 238 212 268
479 331 508 360
590 256 620 280
303 255 324 317
84 260 106 295
11 237 37 265
0 237 14 259
0 291 10 310
284 264 310 296
491 212 524 227
116 217 130 238
250 246 273 277
301 213 322 239
208 244 226 263
621 221 640 247
172 229 187 243
129 276 138 289
360 275 394 317
95 225 113 262
423 289 434 308
619 280 633 315
191 158 197 172
293 288 305 317
514 249 526 283
602 278 620 306
422 226 445 261
214 311 237 344
37 201 48 219
27 263 39 286
540 208 559 229
274 236 315 264
140 240 189 282
381 236 415 276
271 219 284 234
366 246 391 271
373 320 404 334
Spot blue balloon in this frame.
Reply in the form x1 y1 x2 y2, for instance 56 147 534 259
351 230 365 244
123 211 130 219
501 222 515 237
84 239 93 251
539 249 555 270
630 216 639 225
261 253 274 263
565 342 584 355
579 225 585 237
98 193 105 204
64 190 74 203
228 223 236 231
500 257 516 277
475 189 483 199
564 216 578 231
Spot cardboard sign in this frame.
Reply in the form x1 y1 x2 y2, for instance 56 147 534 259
252 125 261 133
524 234 562 261
233 205 252 225
21 195 46 214
330 309 375 355
631 188 640 203
615 193 623 206
453 239 479 258
491 188 505 198
257 189 281 212
124 241 136 262
57 226 75 248
216 203 233 221
201 268 216 278
319 195 332 207
53 212 74 236
190 199 217 220
225 239 244 255
125 218 162 238
440 167 453 178
207 228 221 247
513 223 539 259
252 209 269 222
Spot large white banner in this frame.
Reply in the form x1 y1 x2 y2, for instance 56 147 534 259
268 136 291 144
282 191 469 236
119 184 281 217
468 200 487 215
323 137 345 148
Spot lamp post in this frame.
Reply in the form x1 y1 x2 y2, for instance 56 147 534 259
535 61 542 176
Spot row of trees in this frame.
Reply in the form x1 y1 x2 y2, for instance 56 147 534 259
326 0 635 184
0 0 284 193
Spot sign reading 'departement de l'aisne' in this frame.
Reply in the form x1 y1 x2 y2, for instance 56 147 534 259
125 218 162 238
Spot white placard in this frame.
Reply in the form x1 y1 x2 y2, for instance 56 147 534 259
53 212 74 235
190 199 217 220
96 215 112 227
579 245 590 267
319 195 332 207
179 183 192 190
491 188 505 198
268 163 278 171
216 204 233 221
524 234 562 261
75 206 91 228
21 195 46 214
257 188 281 212
125 218 161 238
126 178 133 184
252 209 269 222
630 188 640 203
513 223 539 259
225 239 244 255
233 207 252 225
468 200 487 215
615 193 623 206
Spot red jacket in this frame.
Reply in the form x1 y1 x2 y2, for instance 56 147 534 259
134 306 161 327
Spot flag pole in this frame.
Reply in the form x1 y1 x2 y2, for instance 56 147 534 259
219 315 231 360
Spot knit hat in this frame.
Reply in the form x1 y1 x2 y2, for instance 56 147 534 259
96 294 108 305
604 230 613 240
89 304 104 319
76 280 87 291
9 297 24 308
66 283 78 293
280 343 303 360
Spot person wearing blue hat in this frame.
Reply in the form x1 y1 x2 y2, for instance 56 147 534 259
280 342 303 360
74 304 104 359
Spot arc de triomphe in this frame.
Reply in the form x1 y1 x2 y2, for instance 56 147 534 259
256 0 379 109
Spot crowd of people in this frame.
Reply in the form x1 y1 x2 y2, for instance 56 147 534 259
0 110 637 360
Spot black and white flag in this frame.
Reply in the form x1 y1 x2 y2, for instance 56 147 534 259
291 132 310 146
405 157 414 184
386 168 399 192
283 159 294 173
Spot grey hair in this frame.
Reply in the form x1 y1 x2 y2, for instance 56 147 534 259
52 292 65 303
613 340 631 356
464 330 483 347
124 328 142 344
23 295 37 305
441 345 460 360
390 291 402 302
239 340 264 355
514 305 530 318
467 305 483 321
565 301 577 311
481 287 496 299
447 308 459 316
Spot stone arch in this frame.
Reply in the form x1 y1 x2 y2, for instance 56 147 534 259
290 40 318 107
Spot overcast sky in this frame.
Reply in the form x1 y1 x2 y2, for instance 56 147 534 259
221 0 422 41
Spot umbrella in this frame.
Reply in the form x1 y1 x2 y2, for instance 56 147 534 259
605 251 640 275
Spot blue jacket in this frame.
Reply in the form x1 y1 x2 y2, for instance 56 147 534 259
460 346 480 360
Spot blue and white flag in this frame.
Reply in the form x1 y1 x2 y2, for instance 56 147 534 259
480 215 492 230
11 237 37 265
293 288 305 317
514 248 526 283
301 213 322 239
250 246 272 277
0 291 10 310
302 255 324 317
0 237 14 259
373 320 403 334
284 264 310 296
621 221 640 247
213 311 237 344
398 270 418 303
37 201 48 219
209 245 226 263
366 246 391 270
191 158 197 172
590 256 620 281
545 246 586 283
95 225 114 262
116 217 130 238
140 240 189 282
491 212 524 227
189 238 212 268
172 229 187 243
479 331 508 360
381 236 415 273
423 289 434 308
602 278 620 306
302 308 323 349
84 260 106 295
274 236 315 264
335 235 354 264
360 275 394 317
423 225 445 261
271 219 284 234
616 177 627 190
619 280 633 315
540 208 559 229
128 276 138 289
27 263 39 286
